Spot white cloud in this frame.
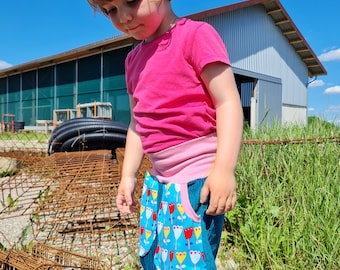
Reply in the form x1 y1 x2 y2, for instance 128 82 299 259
308 107 315 112
318 48 340 62
308 79 325 88
326 104 340 113
0 60 12 70
324 86 340 94
325 105 340 126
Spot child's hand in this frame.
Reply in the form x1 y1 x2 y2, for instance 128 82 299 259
116 177 138 214
200 168 237 215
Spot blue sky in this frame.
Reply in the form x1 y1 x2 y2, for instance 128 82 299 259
1 0 339 125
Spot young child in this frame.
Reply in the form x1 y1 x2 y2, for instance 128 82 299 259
87 0 243 269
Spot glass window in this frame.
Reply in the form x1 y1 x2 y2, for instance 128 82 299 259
57 96 74 110
103 74 126 91
8 75 20 93
38 67 55 121
0 78 6 94
57 61 76 85
78 55 101 81
102 46 132 123
21 71 36 124
78 55 101 97
8 102 17 116
103 46 131 77
78 92 101 104
22 70 36 90
104 89 130 124
22 89 35 101
38 98 53 120
39 66 54 88
22 99 36 125
0 78 7 116
39 86 54 99
56 61 76 110
78 80 101 95
8 75 20 102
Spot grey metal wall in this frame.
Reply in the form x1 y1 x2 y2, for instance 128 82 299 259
204 5 309 125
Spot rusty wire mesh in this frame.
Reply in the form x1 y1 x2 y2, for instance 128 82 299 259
0 243 102 269
0 132 150 269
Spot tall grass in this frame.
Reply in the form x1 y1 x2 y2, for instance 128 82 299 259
221 117 339 269
0 131 49 141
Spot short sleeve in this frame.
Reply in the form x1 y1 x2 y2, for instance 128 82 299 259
186 22 230 75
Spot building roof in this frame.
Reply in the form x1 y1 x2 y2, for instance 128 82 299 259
188 0 327 77
0 35 135 77
0 0 326 78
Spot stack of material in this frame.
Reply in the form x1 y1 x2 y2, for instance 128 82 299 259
48 118 128 156
0 148 152 269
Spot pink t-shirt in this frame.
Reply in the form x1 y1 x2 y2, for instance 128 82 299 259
125 18 230 153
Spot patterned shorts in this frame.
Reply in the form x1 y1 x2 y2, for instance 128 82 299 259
139 171 224 270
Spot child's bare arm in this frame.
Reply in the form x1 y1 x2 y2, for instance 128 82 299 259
116 96 144 214
200 62 243 215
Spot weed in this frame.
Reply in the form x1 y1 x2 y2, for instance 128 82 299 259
223 119 340 269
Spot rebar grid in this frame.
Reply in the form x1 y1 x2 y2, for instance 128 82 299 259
0 242 102 269
0 248 62 270
33 151 140 252
0 149 149 269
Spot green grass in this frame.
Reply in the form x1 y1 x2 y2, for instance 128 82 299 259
0 131 49 142
221 117 339 269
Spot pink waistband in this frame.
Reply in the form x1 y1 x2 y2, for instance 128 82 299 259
149 133 217 184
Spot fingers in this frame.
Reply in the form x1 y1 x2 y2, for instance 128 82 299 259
205 192 237 215
200 184 210 204
116 177 137 214
201 183 236 215
116 192 137 214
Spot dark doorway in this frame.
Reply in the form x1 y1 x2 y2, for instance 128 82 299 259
234 74 256 126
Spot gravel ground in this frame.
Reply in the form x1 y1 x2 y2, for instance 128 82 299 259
0 174 39 249
0 210 33 249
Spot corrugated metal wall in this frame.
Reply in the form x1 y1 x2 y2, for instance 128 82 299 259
203 5 309 125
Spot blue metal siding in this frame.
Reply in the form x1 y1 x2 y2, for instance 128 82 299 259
203 5 308 108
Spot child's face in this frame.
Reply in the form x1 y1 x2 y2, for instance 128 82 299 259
101 0 169 41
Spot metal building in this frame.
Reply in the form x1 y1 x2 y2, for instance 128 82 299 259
0 0 326 130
